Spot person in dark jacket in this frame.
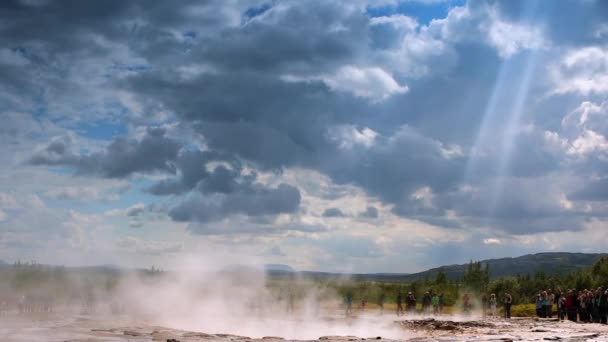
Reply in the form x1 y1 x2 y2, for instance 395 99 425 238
503 293 512 319
600 288 608 324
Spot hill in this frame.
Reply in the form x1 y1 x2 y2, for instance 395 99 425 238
395 252 608 282
279 252 606 282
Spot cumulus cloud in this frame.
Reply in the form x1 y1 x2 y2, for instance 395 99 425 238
170 183 301 224
5 0 608 269
550 47 608 96
283 65 408 101
29 127 180 178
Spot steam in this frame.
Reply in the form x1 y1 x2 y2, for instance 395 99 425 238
109 255 408 340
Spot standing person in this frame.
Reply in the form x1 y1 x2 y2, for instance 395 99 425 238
396 292 404 316
566 289 577 321
541 291 549 318
406 292 417 314
489 293 497 318
536 294 543 318
481 294 488 319
378 293 385 315
438 293 444 314
503 293 512 319
600 288 608 324
547 290 554 318
432 293 440 315
17 294 25 314
558 291 567 321
462 293 472 315
422 291 432 314
345 293 353 316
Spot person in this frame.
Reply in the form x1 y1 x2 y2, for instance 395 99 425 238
378 293 385 315
396 292 404 316
422 291 432 314
406 292 416 314
566 289 577 321
601 288 608 324
535 294 543 318
345 293 353 316
481 293 488 318
18 294 25 314
558 291 566 321
438 293 444 314
503 293 512 319
489 293 497 318
541 291 549 318
546 290 554 318
432 292 440 315
462 293 472 314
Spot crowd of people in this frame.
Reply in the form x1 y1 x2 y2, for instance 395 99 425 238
344 287 608 325
395 291 445 316
536 287 608 323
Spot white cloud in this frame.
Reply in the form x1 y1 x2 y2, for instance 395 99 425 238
484 7 547 58
428 3 548 58
550 47 608 95
282 65 408 101
483 238 502 245
329 125 378 149
567 130 608 156
0 209 6 222
545 101 608 159
44 186 120 201
104 203 146 217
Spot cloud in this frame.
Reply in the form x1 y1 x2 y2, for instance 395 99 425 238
483 238 502 245
44 186 120 201
359 206 379 219
282 65 408 101
550 47 608 96
169 183 301 224
322 207 346 218
29 127 180 178
5 0 608 270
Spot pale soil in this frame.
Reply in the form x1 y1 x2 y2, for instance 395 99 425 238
1 312 608 342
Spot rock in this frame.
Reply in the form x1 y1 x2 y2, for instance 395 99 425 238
182 332 215 338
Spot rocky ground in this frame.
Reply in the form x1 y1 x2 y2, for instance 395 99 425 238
1 314 608 342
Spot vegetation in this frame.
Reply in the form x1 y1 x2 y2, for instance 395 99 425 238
1 255 607 315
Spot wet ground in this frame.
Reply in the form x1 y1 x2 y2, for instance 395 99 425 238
1 313 607 342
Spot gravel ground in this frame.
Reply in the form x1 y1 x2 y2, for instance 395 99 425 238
1 313 608 342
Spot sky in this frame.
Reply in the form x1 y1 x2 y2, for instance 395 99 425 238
0 0 607 273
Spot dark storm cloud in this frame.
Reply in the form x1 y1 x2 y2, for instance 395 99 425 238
169 183 301 223
146 150 243 195
29 127 180 178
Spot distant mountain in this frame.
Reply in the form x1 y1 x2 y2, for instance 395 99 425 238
273 253 606 282
396 252 608 282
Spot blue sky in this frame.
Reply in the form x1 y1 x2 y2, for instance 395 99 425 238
0 0 607 273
